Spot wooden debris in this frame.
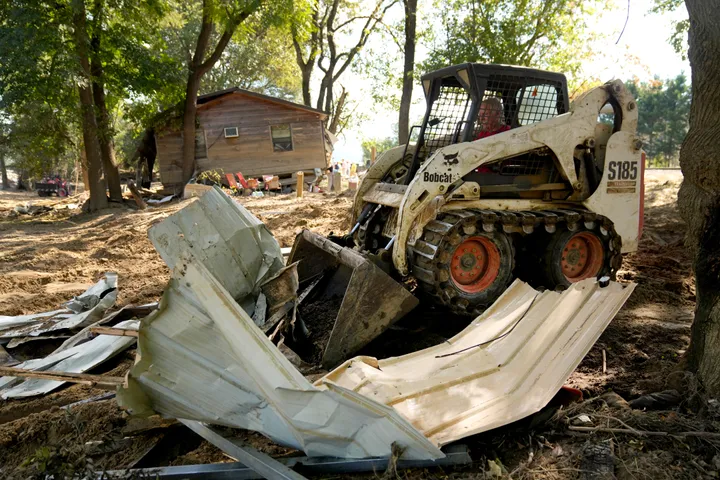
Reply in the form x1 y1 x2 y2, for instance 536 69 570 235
89 326 139 337
569 425 720 439
127 180 147 209
296 171 304 199
0 366 125 389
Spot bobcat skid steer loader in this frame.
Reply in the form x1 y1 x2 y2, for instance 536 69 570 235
289 63 643 366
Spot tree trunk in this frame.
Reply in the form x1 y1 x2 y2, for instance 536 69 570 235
0 152 10 189
90 0 122 202
323 77 334 116
678 0 720 395
178 1 252 195
317 76 329 112
72 0 107 211
180 71 202 194
327 87 348 134
301 67 313 106
398 0 417 145
91 78 122 202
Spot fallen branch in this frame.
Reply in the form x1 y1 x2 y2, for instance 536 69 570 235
127 180 147 210
592 414 642 434
0 366 125 390
90 326 139 338
568 425 720 439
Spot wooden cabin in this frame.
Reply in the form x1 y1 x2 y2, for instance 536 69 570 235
155 88 328 191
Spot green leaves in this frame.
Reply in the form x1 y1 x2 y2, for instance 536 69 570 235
651 0 689 59
420 0 606 80
361 135 398 161
627 74 690 166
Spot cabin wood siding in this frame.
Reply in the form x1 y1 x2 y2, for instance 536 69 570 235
156 132 184 186
156 92 326 188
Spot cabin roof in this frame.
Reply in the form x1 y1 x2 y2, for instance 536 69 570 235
197 87 328 119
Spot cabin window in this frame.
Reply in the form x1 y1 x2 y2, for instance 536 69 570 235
270 124 293 152
224 127 239 138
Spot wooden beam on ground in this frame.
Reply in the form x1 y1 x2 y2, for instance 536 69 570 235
127 180 147 209
296 171 304 198
371 146 377 164
0 367 125 389
89 326 139 338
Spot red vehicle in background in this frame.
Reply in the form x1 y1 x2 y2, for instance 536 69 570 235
36 176 70 197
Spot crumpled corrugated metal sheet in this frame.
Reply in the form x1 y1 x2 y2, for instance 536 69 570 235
0 319 138 398
116 187 635 460
0 273 118 340
118 189 442 460
147 186 284 303
117 261 444 461
316 278 636 446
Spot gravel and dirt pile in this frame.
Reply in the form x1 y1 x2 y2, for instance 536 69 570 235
0 171 709 479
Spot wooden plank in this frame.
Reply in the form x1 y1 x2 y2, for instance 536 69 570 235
90 326 139 338
209 152 323 162
296 171 304 199
127 180 147 210
206 139 322 153
200 112 320 125
0 366 125 389
198 102 319 115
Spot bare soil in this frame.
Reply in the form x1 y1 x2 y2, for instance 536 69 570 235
296 295 344 364
0 172 707 479
0 189 353 317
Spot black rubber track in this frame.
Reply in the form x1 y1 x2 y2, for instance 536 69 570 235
410 209 622 317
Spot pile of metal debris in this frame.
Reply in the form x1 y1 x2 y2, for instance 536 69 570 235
0 274 155 398
0 187 636 478
117 188 634 468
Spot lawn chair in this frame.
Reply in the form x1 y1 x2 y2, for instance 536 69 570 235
224 173 239 189
246 177 259 190
234 172 249 189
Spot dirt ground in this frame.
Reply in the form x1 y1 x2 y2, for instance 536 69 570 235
0 171 711 479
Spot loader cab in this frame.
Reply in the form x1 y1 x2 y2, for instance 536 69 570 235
406 63 570 184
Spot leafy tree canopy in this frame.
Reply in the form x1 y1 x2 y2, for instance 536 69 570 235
626 74 690 166
421 0 607 82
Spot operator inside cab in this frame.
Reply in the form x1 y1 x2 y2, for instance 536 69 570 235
473 97 510 174
475 97 510 139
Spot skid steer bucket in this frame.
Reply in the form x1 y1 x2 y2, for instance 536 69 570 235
288 229 419 369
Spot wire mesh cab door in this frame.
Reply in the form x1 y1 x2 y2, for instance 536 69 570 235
406 65 479 183
418 67 478 157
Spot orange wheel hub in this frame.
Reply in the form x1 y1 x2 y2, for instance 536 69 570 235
561 232 604 282
450 236 501 293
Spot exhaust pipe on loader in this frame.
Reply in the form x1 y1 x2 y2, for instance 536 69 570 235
288 229 418 369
